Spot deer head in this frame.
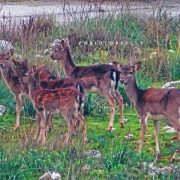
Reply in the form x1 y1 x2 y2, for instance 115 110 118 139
12 58 28 78
0 49 14 68
119 62 141 85
50 39 70 61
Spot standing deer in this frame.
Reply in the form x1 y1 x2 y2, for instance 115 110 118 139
13 61 85 134
0 50 29 130
27 65 87 145
49 39 124 131
117 62 180 156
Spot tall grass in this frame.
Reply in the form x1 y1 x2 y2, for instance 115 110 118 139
0 2 179 179
0 0 179 118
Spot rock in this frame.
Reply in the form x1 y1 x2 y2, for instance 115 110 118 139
166 128 176 133
0 40 13 52
148 163 178 176
39 172 61 180
35 54 44 58
81 165 90 174
0 105 6 116
163 126 176 133
149 51 158 59
163 126 173 130
84 150 101 159
124 133 134 140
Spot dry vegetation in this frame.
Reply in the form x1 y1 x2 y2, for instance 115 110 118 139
0 1 180 179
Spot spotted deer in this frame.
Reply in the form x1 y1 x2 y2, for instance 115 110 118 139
117 62 180 156
27 65 87 145
49 39 124 131
0 50 29 130
13 61 85 134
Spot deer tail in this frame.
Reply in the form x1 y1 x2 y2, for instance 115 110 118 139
77 93 83 112
110 70 120 90
76 83 84 94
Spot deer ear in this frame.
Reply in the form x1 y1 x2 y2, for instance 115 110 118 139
23 59 28 68
112 61 122 71
61 39 69 48
9 48 14 56
32 64 37 72
12 59 20 66
7 48 14 57
134 62 141 71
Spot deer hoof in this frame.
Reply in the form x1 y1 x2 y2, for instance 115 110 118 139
107 127 116 132
37 138 46 146
120 123 124 128
107 126 112 132
46 127 51 133
156 153 161 160
83 137 88 144
171 135 180 141
14 125 19 131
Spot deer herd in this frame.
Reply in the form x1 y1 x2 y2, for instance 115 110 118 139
0 39 179 157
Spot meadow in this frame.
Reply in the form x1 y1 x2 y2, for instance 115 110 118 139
0 1 180 179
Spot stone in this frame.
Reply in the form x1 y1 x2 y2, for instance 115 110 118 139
0 105 6 116
39 172 61 180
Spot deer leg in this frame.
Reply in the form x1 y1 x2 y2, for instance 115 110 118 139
14 94 22 130
78 113 87 143
153 120 160 157
46 112 53 133
37 111 46 145
102 91 116 131
63 121 72 146
138 115 148 153
113 90 124 128
33 112 40 140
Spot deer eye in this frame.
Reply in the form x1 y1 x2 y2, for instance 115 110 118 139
129 71 133 74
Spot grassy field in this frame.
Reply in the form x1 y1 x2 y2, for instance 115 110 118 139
0 104 179 179
0 1 180 179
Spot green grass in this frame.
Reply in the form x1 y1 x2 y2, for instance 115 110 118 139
0 106 179 179
0 3 180 179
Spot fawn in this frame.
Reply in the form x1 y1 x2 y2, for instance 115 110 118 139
48 39 124 131
117 62 180 156
13 61 85 134
27 65 87 145
0 50 28 130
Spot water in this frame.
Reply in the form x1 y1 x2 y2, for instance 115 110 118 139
0 0 180 24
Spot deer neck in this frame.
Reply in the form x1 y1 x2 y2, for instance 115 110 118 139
0 63 14 84
28 77 39 100
61 48 75 77
125 76 142 106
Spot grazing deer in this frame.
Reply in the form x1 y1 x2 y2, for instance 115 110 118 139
0 50 29 130
49 39 124 131
27 65 87 145
117 62 180 156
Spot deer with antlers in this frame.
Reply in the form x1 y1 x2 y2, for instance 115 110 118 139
27 65 87 145
48 39 124 131
117 62 180 157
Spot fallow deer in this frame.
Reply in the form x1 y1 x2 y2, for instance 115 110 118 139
0 50 29 130
12 61 55 134
13 61 85 134
27 65 87 145
117 62 180 156
49 39 124 131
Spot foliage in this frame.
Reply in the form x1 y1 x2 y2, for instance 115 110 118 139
0 2 179 179
0 114 179 179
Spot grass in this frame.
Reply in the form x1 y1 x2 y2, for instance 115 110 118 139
0 107 179 179
0 1 180 179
